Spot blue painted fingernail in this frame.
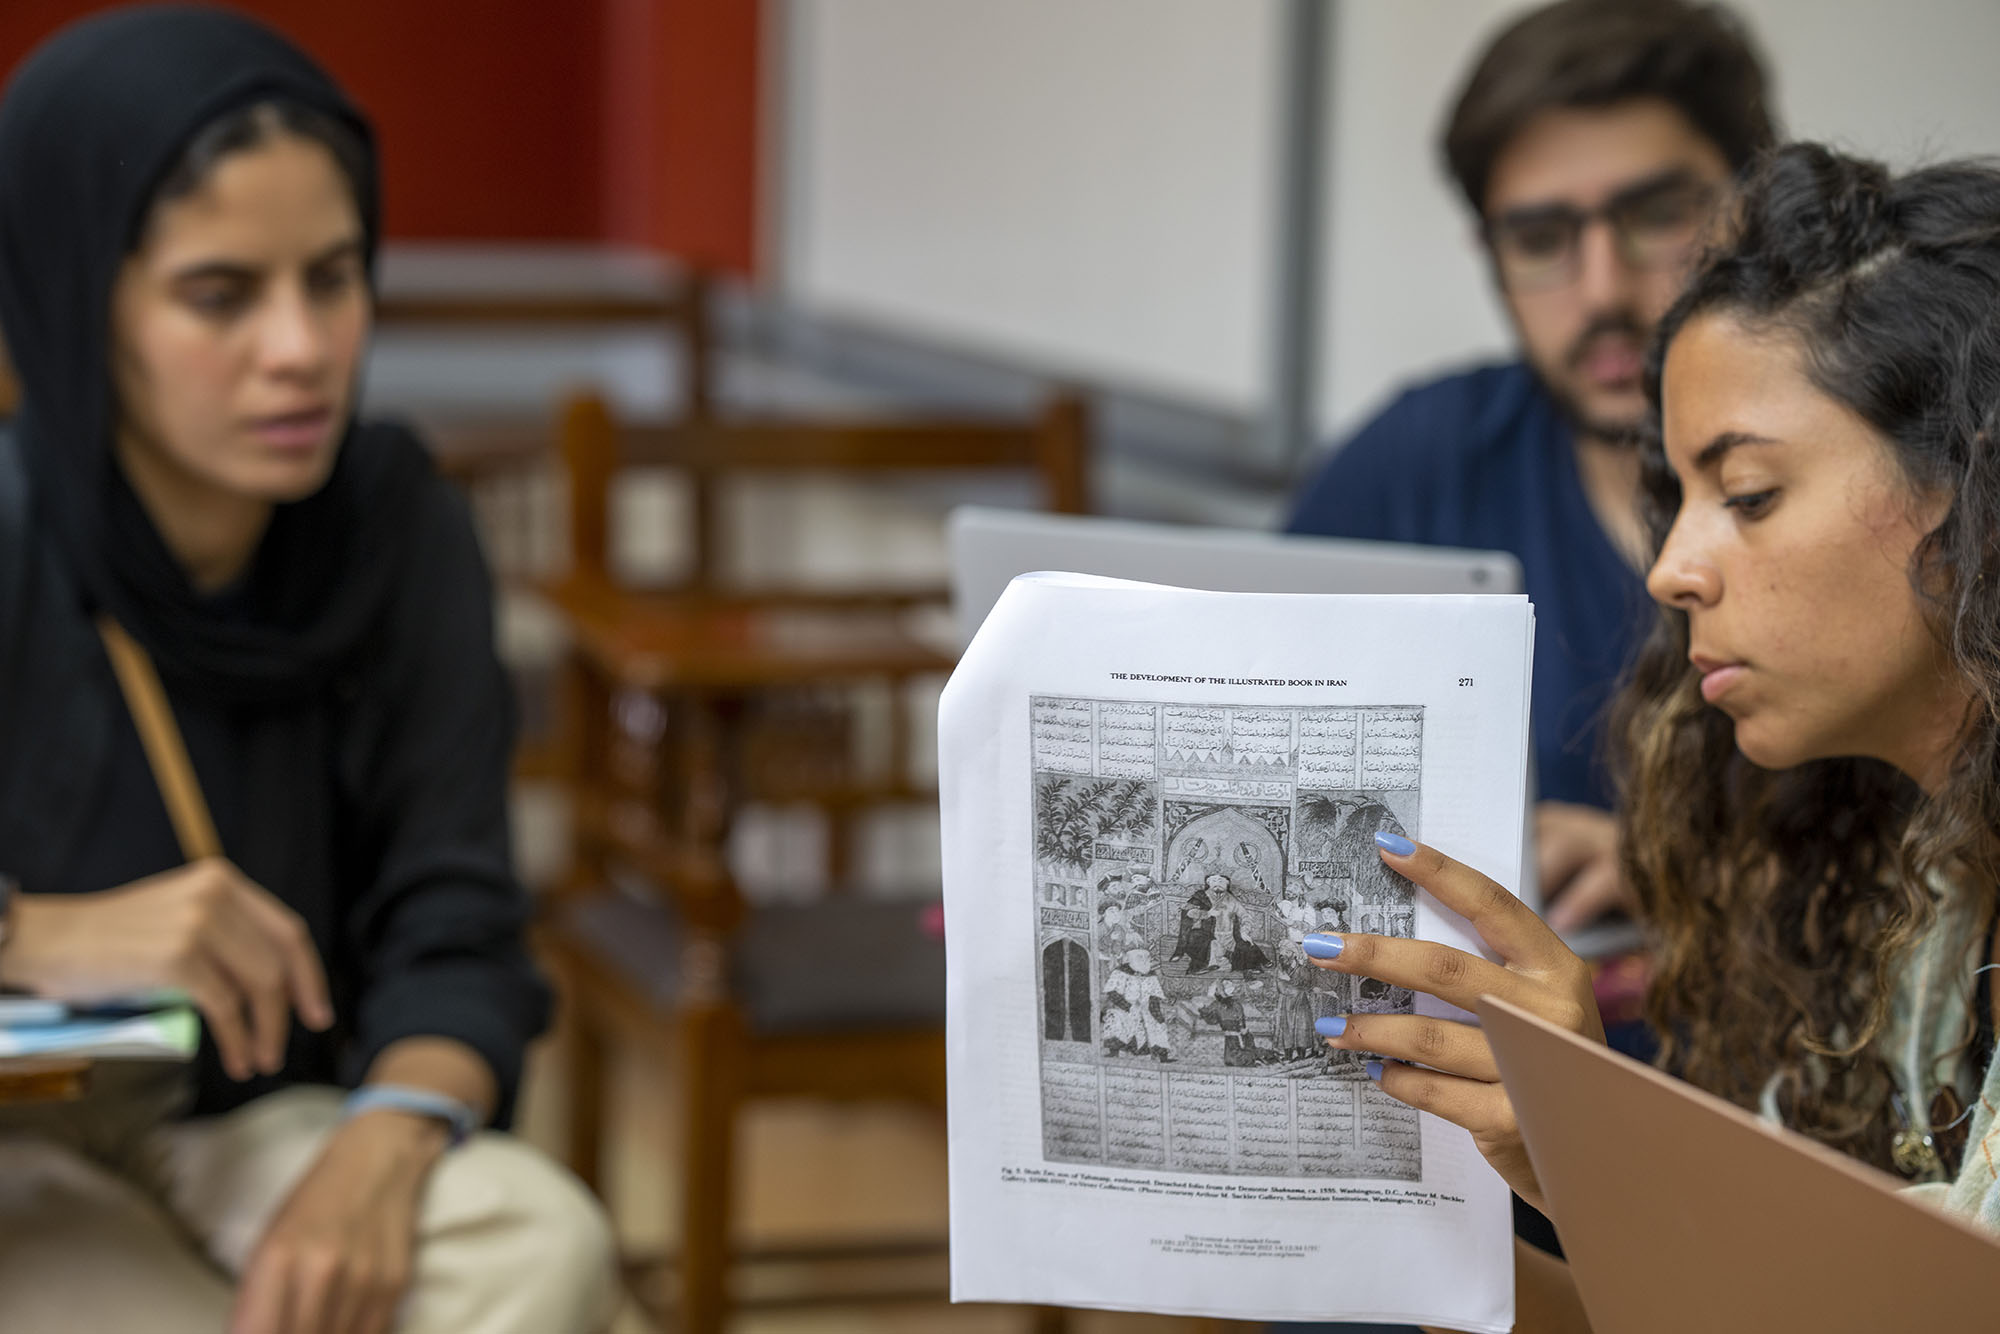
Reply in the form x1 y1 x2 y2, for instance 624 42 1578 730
1302 933 1344 960
1366 1059 1385 1082
1315 1015 1347 1039
1374 830 1415 857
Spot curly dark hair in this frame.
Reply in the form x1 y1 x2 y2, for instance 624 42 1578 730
1615 142 2000 1170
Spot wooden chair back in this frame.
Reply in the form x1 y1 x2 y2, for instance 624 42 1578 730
377 264 714 419
542 362 1094 1334
560 389 1090 591
389 266 712 793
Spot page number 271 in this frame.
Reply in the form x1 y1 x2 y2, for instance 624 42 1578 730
1457 677 1474 687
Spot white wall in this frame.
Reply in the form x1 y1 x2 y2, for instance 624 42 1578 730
776 1 2000 439
779 0 1279 411
1319 0 2000 438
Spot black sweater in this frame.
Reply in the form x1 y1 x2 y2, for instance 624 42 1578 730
0 431 549 1124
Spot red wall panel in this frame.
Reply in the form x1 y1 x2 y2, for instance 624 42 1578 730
0 0 607 241
655 0 761 274
0 0 760 268
599 0 762 274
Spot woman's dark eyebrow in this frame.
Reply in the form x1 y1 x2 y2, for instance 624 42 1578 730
305 237 364 268
1693 429 1780 470
167 237 363 284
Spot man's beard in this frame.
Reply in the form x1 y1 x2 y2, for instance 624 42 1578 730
1538 309 1652 446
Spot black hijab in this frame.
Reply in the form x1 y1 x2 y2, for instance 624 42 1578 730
0 4 428 704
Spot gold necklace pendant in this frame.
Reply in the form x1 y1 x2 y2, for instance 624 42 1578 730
1892 1127 1945 1181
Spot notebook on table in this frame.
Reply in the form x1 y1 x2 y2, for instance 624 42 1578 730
1479 994 2000 1333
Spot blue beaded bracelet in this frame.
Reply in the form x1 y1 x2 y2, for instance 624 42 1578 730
340 1083 479 1148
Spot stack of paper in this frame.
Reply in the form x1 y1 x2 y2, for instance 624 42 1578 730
939 574 1534 1329
0 993 199 1060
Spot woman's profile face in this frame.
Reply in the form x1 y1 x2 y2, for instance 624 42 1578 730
109 131 368 505
1645 312 1963 782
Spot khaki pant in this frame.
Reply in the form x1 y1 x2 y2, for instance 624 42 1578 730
0 1068 619 1332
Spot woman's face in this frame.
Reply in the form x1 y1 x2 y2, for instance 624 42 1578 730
1645 312 1964 784
110 132 368 504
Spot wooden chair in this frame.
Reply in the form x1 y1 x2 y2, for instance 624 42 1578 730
391 265 713 785
375 254 714 422
0 1057 90 1105
391 261 715 589
537 390 1089 1331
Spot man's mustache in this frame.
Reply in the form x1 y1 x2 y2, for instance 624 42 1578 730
1565 311 1650 370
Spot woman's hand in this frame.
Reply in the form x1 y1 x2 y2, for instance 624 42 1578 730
229 1112 445 1334
1535 801 1632 933
1306 833 1604 1212
0 857 334 1080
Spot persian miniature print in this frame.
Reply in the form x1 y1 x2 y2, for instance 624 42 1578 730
1030 699 1423 1180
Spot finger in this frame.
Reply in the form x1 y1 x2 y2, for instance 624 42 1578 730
354 1249 410 1334
286 1246 342 1334
231 878 335 1031
1369 1059 1517 1137
230 1250 290 1334
1543 860 1625 935
1307 931 1545 1015
323 1260 372 1334
1376 836 1565 966
202 905 292 1075
180 954 257 1082
352 1260 406 1334
1322 1013 1500 1083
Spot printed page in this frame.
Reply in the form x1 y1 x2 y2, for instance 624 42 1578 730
941 574 1532 1329
0 1006 198 1060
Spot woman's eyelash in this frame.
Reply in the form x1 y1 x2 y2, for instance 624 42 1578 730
1722 488 1778 515
186 287 247 315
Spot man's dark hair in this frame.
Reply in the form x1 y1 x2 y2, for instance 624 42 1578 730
1442 0 1777 216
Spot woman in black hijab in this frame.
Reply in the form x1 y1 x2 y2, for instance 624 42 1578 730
0 8 614 1331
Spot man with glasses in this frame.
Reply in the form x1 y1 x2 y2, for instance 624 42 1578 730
1288 0 1775 933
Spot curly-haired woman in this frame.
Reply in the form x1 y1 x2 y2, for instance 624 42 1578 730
1302 142 2000 1315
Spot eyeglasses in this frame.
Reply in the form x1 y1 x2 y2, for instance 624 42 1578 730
1484 173 1722 292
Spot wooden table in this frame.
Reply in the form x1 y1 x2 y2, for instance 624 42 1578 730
0 1056 90 1105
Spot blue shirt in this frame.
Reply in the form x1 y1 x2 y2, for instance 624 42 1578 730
1286 362 1653 810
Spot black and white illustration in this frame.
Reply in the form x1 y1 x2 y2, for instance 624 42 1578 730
1030 698 1424 1180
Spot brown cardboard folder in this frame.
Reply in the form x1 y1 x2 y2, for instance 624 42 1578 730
1479 994 2000 1333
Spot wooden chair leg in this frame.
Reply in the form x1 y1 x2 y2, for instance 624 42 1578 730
679 1001 746 1334
562 997 608 1195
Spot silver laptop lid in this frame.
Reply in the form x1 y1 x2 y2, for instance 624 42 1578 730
948 506 1524 648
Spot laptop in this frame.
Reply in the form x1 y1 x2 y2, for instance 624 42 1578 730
947 506 1523 648
1480 994 2000 1333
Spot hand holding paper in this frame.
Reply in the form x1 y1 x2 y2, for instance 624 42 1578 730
1308 832 1605 1212
0 858 331 1079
